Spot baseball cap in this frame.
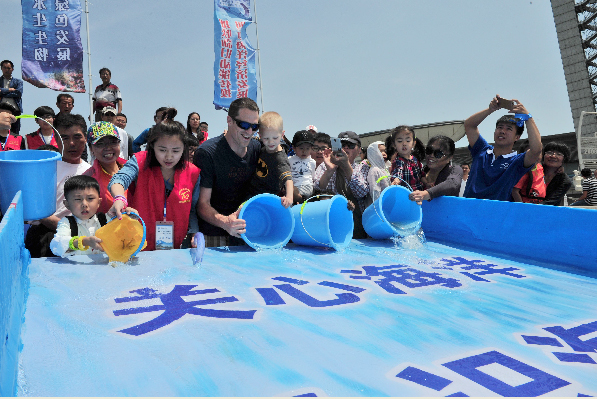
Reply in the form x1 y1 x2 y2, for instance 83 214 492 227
102 106 117 115
292 130 315 147
305 125 318 133
338 131 361 146
87 121 121 145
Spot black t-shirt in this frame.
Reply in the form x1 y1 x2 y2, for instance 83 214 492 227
247 147 292 199
193 134 261 236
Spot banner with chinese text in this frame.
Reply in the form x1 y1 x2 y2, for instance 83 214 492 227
21 0 86 93
213 0 257 110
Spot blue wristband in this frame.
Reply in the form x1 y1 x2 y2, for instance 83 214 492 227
514 113 532 127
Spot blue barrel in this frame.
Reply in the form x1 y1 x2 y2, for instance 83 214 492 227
291 195 353 250
362 185 422 239
239 193 295 250
0 150 61 221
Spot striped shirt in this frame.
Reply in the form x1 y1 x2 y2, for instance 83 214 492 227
582 177 597 205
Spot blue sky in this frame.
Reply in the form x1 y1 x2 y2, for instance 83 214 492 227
3 0 574 148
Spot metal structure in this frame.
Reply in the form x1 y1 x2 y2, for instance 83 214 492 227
552 0 597 169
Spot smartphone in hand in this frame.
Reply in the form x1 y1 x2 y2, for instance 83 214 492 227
331 138 343 153
498 97 516 110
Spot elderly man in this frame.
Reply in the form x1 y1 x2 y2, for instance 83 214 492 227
193 97 261 247
314 131 370 238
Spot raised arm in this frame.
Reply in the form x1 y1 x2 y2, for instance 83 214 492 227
511 100 542 168
463 95 502 148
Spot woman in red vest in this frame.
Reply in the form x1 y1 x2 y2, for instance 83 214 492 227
0 103 24 151
25 106 60 150
83 121 128 214
108 108 201 251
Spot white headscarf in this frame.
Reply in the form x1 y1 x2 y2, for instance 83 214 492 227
366 141 390 206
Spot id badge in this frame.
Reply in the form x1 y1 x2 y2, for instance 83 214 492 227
155 221 174 250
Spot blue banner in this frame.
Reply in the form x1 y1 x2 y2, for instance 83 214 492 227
21 0 85 93
213 0 257 110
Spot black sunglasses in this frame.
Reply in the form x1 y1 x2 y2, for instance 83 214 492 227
231 116 259 132
341 141 357 149
425 146 446 159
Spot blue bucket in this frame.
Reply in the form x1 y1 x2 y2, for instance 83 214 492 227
239 194 295 250
362 185 422 239
291 195 353 250
0 150 61 221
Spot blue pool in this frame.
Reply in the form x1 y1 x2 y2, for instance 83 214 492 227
1 193 596 397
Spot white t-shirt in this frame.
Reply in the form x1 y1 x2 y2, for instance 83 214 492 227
288 155 316 188
55 160 92 220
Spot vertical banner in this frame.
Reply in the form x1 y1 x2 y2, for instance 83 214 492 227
21 0 86 93
213 0 257 110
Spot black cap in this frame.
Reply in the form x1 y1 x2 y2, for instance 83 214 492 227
292 130 315 147
338 131 361 146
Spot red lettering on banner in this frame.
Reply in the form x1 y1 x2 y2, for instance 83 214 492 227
237 80 249 89
221 39 232 49
234 21 245 30
219 69 231 80
221 88 232 98
236 60 247 69
237 89 248 98
222 29 232 39
220 80 232 89
237 49 248 59
219 59 231 69
236 70 248 80
220 48 232 58
236 41 246 50
219 19 231 29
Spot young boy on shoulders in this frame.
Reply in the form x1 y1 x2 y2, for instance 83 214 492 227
246 111 294 207
50 175 135 257
463 95 542 201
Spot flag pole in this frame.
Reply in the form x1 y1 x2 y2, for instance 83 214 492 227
84 0 93 121
253 0 264 112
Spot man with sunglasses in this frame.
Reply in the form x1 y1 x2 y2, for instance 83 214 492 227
463 95 542 201
314 131 370 238
194 97 261 247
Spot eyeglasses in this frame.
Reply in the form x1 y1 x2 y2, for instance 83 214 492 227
545 151 564 158
341 141 357 149
312 146 329 152
232 116 259 132
425 146 446 159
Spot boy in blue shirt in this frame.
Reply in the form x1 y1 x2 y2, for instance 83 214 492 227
463 95 542 201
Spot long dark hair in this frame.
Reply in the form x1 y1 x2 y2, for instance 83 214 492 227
186 112 205 142
146 108 189 170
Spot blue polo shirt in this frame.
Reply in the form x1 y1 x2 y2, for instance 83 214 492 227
463 135 531 201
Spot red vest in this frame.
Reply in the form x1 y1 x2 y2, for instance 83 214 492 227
129 151 200 251
0 133 23 151
26 130 59 150
87 158 128 214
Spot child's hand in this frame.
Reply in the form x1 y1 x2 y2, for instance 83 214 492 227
322 148 336 170
281 195 292 208
83 236 104 251
346 200 355 212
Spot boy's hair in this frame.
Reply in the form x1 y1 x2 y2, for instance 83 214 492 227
146 108 189 170
390 125 416 143
259 111 283 132
200 121 208 128
543 141 570 163
0 102 19 115
116 112 127 120
54 113 87 133
496 115 524 137
64 175 100 199
99 67 111 76
56 93 74 105
228 97 259 119
34 106 55 118
186 134 200 147
36 144 60 152
314 132 331 147
581 168 592 178
427 135 456 156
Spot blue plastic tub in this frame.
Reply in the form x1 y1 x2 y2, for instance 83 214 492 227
362 185 422 239
0 150 61 221
291 195 353 250
239 193 295 250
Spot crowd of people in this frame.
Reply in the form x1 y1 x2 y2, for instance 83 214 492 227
0 59 590 258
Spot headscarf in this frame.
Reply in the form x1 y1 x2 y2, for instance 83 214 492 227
366 141 390 206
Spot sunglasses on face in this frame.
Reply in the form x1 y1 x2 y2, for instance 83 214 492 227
341 141 357 149
425 146 446 159
232 116 259 132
